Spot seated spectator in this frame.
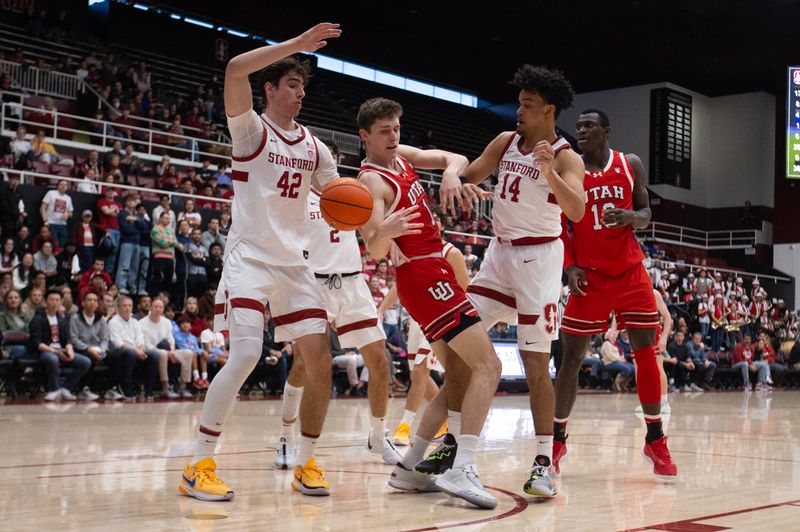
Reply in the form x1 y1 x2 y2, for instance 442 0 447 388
197 287 216 319
134 295 151 320
686 331 716 391
180 297 207 338
31 130 71 166
0 289 30 358
21 286 45 321
1 238 19 276
601 329 634 392
757 332 784 383
59 285 77 318
580 348 603 389
667 330 701 392
120 144 142 176
731 333 772 391
80 150 104 178
33 241 58 287
174 315 206 388
101 292 116 321
139 298 194 399
56 242 80 287
16 226 32 257
200 218 227 251
40 180 74 249
331 329 366 396
8 126 32 168
77 257 111 299
489 322 514 340
29 289 92 401
107 295 159 400
104 139 125 168
218 211 232 236
69 291 119 400
12 253 34 292
77 168 101 195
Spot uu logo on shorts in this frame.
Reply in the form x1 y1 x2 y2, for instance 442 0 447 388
428 281 455 301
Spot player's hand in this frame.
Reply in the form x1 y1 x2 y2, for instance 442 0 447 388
438 173 461 217
566 264 587 296
602 208 636 228
168 351 178 364
293 23 342 53
379 205 424 239
458 184 492 213
533 141 555 176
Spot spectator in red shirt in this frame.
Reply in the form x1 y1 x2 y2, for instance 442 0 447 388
77 256 112 297
731 334 772 391
31 225 61 256
96 187 122 273
195 183 217 210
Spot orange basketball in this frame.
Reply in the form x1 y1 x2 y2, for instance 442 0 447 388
320 177 373 231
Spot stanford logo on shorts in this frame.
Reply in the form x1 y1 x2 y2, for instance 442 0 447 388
428 281 455 301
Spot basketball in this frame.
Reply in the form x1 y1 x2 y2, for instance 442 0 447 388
320 177 374 231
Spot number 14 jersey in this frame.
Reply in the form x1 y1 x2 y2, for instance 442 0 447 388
569 149 644 276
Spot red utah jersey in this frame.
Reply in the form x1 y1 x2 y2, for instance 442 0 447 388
359 156 441 259
565 149 644 276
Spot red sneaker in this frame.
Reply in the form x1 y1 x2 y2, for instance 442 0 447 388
642 436 678 480
553 437 569 476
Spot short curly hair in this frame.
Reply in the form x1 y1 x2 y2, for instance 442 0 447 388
510 65 575 117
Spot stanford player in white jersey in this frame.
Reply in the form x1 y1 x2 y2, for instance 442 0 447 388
457 66 585 497
179 23 343 501
356 98 502 509
272 189 403 470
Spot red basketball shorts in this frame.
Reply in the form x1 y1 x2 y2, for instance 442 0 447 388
396 257 478 342
562 263 658 335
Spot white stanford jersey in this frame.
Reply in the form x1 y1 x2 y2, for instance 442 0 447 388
228 113 338 266
492 134 573 240
305 189 362 275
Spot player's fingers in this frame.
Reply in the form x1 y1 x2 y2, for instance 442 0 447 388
405 223 425 229
403 212 423 221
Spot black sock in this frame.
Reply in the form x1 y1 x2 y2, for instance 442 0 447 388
553 421 568 442
645 419 664 444
535 455 551 467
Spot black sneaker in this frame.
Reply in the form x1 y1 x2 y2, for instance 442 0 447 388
414 433 457 475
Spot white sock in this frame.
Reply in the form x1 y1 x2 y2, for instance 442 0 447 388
296 434 318 467
448 409 462 442
536 434 554 463
191 428 220 466
370 416 386 444
192 369 200 380
452 434 478 467
402 435 431 468
202 371 208 380
400 409 416 426
280 383 304 440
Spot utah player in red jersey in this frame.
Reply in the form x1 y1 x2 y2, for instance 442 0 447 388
555 109 677 480
357 97 502 509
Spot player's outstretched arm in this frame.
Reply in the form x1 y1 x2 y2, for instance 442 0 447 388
396 145 478 216
654 289 672 353
224 23 341 117
462 132 514 185
377 285 399 314
359 171 423 260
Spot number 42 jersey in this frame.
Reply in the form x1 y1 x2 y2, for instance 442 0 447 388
228 111 338 267
568 149 644 277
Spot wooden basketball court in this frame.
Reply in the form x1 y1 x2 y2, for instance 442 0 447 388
1 391 797 531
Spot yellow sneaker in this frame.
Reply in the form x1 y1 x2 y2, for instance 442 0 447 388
393 422 411 446
179 457 234 501
291 458 331 496
433 422 448 442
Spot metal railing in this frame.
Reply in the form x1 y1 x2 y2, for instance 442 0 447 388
0 60 84 100
1 102 231 163
634 221 761 249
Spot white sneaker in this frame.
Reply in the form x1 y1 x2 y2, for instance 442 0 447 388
367 432 403 465
435 463 497 509
273 437 296 469
60 388 77 401
44 390 61 402
78 386 99 401
682 384 691 393
104 388 124 400
689 383 704 392
523 462 558 497
388 463 440 492
180 389 194 399
162 389 180 399
766 376 774 385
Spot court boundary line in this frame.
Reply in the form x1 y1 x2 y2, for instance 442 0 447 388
623 498 800 531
